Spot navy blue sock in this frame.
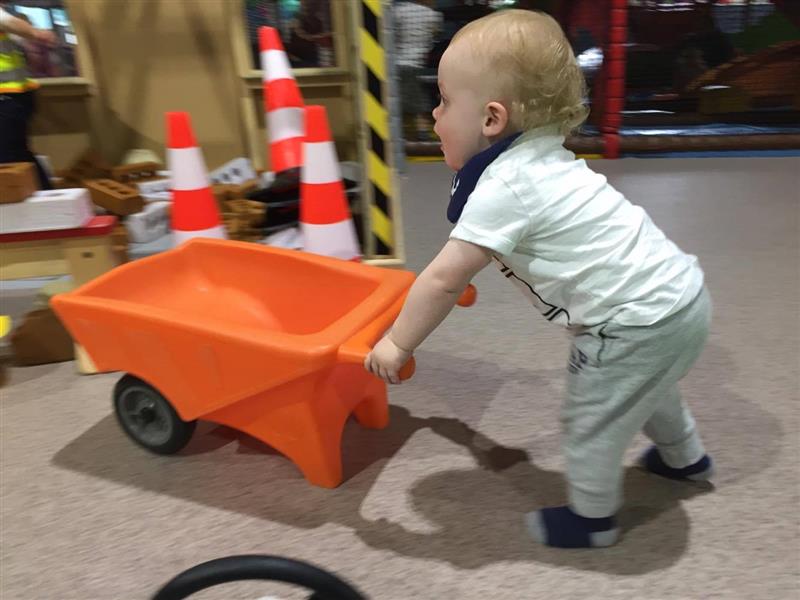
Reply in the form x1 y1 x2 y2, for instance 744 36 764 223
640 446 714 481
526 506 619 548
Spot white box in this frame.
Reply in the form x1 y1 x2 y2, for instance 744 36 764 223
209 157 257 185
0 188 94 235
125 201 171 243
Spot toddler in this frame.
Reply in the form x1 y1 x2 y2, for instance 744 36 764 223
365 9 713 548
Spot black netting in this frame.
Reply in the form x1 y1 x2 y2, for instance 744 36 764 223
617 0 800 134
394 1 800 150
244 0 335 69
392 1 602 144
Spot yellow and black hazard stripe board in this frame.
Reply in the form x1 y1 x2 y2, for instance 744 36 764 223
358 0 395 257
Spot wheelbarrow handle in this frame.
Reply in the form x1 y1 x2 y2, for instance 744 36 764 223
339 284 476 381
339 294 416 381
398 356 417 380
457 283 478 307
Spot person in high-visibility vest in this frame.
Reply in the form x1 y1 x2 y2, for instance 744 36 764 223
0 4 56 189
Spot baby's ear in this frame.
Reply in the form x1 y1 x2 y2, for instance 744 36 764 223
483 101 509 137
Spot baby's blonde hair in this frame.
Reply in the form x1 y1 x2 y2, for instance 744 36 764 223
451 9 588 136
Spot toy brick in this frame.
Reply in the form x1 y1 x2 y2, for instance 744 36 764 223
111 162 163 184
223 199 266 241
228 199 266 224
62 150 114 184
228 179 260 199
0 163 38 204
212 183 234 205
85 179 145 216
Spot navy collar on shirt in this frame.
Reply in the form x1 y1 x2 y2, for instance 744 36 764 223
447 132 523 224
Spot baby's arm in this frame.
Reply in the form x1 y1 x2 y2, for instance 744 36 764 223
364 239 492 383
391 239 491 351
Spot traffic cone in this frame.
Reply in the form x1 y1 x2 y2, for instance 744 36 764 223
300 105 361 261
260 26 304 175
166 112 227 246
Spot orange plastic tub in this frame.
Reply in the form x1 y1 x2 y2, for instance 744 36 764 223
52 239 418 488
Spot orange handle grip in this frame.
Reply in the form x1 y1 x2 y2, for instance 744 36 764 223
457 283 477 307
338 294 416 381
398 356 416 381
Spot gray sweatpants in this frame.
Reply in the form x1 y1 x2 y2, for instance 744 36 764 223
564 287 712 518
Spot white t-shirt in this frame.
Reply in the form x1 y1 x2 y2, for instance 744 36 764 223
450 127 704 328
394 1 442 68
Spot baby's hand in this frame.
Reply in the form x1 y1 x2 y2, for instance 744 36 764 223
364 335 412 385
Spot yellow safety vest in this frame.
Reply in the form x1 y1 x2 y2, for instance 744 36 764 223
0 32 38 93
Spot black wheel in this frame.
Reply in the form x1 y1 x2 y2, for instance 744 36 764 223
152 555 366 600
113 374 196 455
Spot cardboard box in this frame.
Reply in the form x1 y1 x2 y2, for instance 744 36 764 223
11 308 75 366
0 163 38 204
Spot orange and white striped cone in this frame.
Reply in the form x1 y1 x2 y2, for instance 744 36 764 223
166 111 227 246
300 105 361 261
260 26 304 175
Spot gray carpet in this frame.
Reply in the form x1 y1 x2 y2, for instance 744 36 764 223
1 157 799 599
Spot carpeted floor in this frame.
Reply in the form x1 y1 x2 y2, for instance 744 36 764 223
1 157 799 599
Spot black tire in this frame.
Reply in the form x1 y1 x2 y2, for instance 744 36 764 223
152 555 366 600
113 374 196 455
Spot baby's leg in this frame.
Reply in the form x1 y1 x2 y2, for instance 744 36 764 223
528 288 713 548
527 330 668 548
641 385 713 481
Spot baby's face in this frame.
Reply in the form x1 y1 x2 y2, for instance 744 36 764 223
432 43 491 171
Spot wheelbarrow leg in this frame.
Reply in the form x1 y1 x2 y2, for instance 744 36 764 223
288 401 350 488
204 379 348 488
288 371 388 486
204 368 389 488
353 374 389 430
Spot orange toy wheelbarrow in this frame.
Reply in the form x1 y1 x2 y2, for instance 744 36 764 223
52 239 474 488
